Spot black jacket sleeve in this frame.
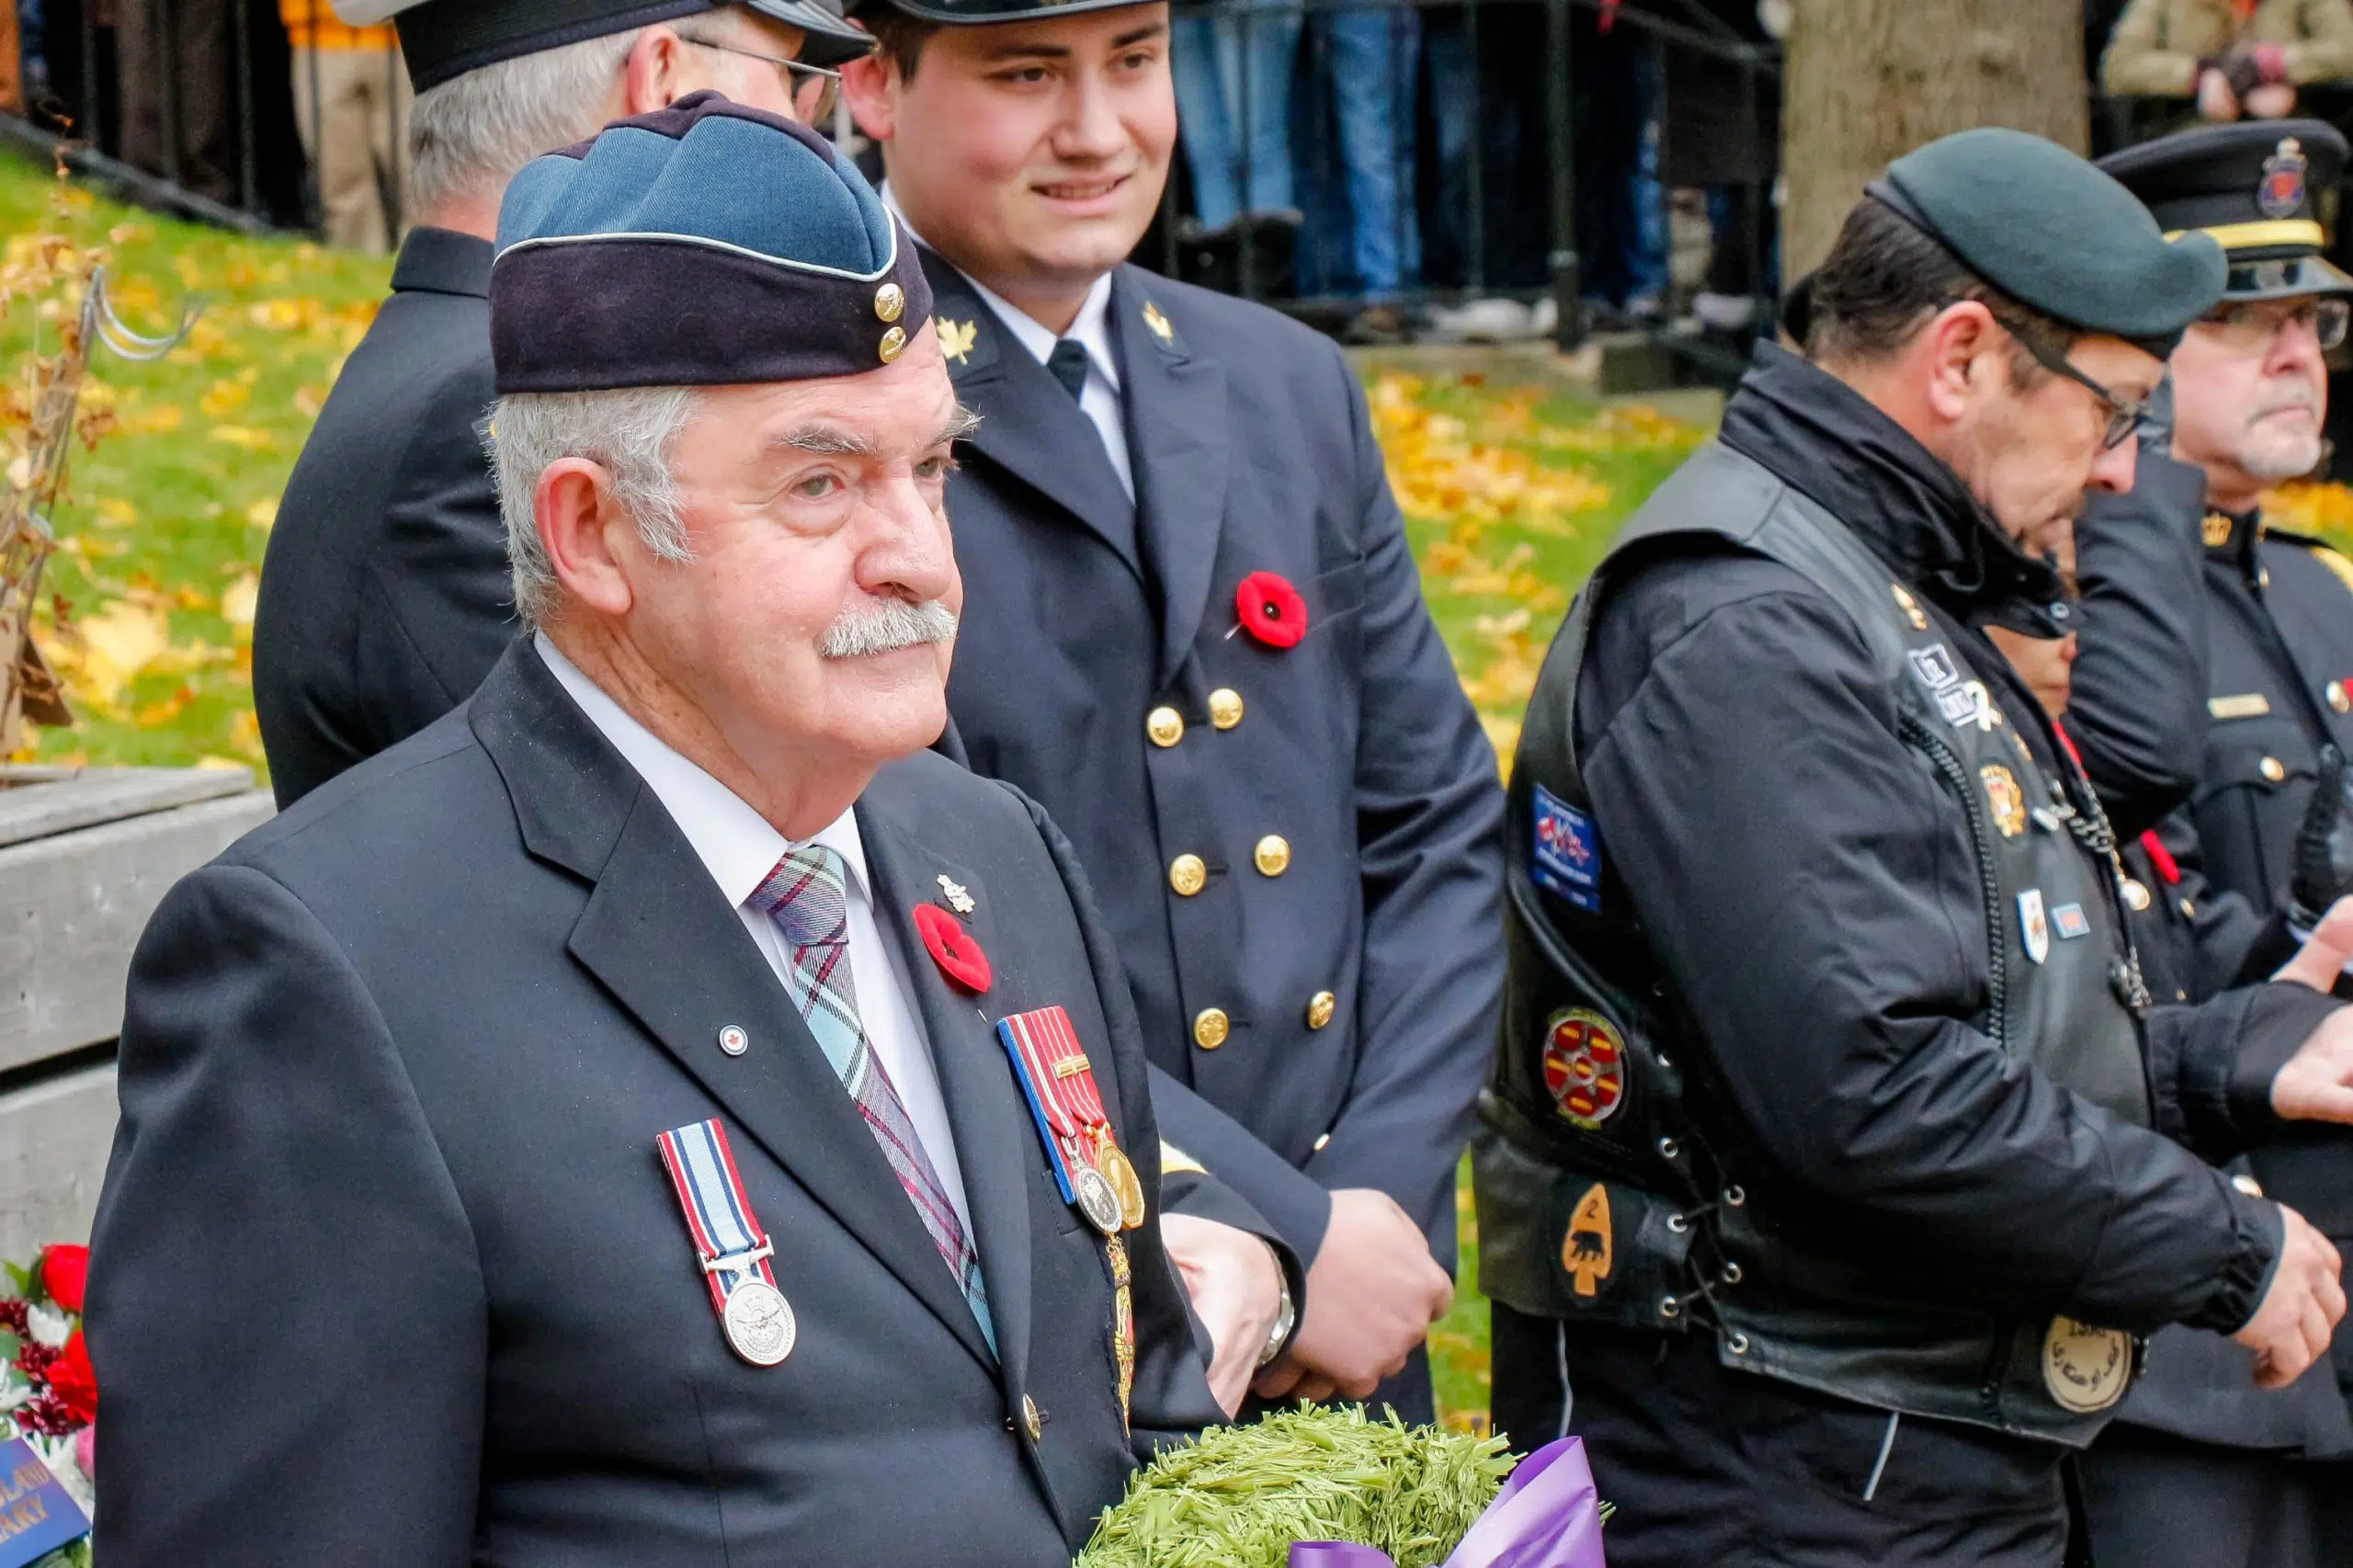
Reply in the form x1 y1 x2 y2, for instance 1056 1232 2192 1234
2064 452 2211 839
1574 551 2277 1335
89 866 486 1568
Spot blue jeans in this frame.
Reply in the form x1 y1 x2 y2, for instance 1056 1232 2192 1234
1173 4 1303 232
1303 6 1419 299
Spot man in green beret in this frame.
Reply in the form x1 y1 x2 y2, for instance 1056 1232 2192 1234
1479 126 2353 1567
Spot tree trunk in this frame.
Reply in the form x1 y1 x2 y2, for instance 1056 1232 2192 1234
1781 0 2090 280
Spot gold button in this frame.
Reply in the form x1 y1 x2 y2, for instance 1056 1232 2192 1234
1313 1131 1332 1152
1208 688 1245 730
879 324 908 363
1020 1394 1043 1440
2180 897 2198 919
1305 990 1336 1029
2260 756 2287 783
1169 854 1207 897
1254 835 1291 877
1146 706 1185 748
1193 1008 1230 1050
875 281 906 323
2121 878 2151 912
2331 681 2349 714
2232 1173 2266 1198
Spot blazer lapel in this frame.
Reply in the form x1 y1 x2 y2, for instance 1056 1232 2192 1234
921 249 1144 583
1113 268 1232 678
469 647 999 1372
856 791 1037 1405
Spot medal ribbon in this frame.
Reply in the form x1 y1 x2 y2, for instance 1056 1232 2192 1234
656 1119 781 1315
999 1006 1114 1201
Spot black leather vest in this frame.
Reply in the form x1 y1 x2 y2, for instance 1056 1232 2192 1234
1476 443 2155 1446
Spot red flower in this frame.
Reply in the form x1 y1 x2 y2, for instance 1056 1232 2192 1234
914 903 992 994
1235 571 1309 650
39 1244 88 1313
44 1329 97 1427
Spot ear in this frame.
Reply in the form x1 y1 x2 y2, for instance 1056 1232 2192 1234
1921 300 1997 425
536 459 638 619
840 46 899 142
622 25 690 115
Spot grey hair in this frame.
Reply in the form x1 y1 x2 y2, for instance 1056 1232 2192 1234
404 7 756 214
487 387 701 627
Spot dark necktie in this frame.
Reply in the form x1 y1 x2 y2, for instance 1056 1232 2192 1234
1047 337 1090 403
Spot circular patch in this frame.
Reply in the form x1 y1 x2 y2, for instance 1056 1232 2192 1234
1540 1008 1628 1129
2042 1316 2132 1414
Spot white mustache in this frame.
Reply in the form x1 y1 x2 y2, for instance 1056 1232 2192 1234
819 598 959 659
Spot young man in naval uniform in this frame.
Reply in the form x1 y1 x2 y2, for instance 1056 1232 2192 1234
840 0 1504 1421
90 99 1228 1567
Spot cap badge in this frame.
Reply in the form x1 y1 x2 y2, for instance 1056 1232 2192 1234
937 316 978 367
1142 301 1174 342
874 282 906 324
2260 138 2308 220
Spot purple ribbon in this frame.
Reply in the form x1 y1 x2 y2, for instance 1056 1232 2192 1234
1289 1437 1607 1568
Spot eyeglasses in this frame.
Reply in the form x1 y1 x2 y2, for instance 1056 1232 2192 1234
1970 303 2147 450
2197 297 2352 355
682 36 844 122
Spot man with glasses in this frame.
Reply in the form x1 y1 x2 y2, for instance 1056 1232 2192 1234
1480 127 2353 1568
2080 119 2353 1566
255 0 865 812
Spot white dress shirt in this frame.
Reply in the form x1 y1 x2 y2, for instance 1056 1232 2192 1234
536 635 975 1239
884 183 1135 500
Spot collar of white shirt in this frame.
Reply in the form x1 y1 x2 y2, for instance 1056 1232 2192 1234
533 633 870 909
882 181 1122 397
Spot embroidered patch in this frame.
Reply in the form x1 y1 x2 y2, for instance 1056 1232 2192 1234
1562 1183 1614 1300
1531 783 1603 913
1541 1008 1628 1129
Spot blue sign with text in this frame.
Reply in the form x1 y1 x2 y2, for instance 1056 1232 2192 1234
0 1437 90 1567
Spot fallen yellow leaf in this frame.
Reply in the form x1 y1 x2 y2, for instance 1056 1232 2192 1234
221 574 260 632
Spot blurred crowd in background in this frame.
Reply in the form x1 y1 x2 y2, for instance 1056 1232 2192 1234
8 0 2353 350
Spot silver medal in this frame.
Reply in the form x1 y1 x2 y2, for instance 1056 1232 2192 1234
722 1278 798 1367
1073 1163 1124 1235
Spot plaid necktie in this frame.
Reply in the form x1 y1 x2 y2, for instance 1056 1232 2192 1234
750 845 994 1350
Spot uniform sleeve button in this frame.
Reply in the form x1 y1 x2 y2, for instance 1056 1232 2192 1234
1305 990 1336 1029
1193 1008 1231 1049
1146 706 1185 748
2260 756 2287 783
1169 854 1208 896
1253 835 1291 876
1208 688 1245 730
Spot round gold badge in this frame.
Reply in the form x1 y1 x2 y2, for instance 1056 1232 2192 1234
1208 688 1245 730
879 324 908 363
874 281 906 324
2042 1316 2132 1414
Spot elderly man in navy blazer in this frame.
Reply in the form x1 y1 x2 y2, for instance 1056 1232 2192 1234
87 97 1232 1567
842 0 1506 1417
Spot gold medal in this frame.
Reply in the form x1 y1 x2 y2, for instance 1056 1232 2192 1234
1096 1140 1147 1231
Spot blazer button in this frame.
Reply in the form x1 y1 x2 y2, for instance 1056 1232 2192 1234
1169 854 1208 896
1254 835 1292 876
2331 681 2349 715
1194 1008 1231 1050
1021 1394 1044 1441
1146 706 1185 748
1208 688 1245 730
2260 756 2287 783
1305 990 1337 1029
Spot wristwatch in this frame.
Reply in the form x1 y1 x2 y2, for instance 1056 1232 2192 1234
1256 1244 1298 1369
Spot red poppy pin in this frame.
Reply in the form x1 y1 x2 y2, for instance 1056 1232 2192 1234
915 903 992 994
1236 571 1309 649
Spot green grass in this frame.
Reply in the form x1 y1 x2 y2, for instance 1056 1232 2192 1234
4 148 1722 1434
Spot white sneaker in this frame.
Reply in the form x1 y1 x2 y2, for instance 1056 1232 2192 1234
1693 291 1757 332
1428 297 1536 343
